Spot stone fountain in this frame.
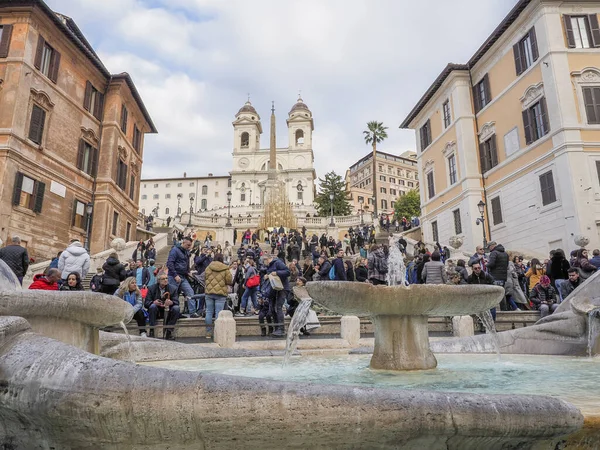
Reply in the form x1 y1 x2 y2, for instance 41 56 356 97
306 282 503 370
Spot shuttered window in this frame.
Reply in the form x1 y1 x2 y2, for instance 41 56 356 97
112 211 119 236
84 81 104 120
12 172 45 213
34 35 60 83
28 105 46 145
431 221 439 243
419 119 432 150
514 27 539 76
448 154 457 185
133 125 141 152
426 171 435 199
72 199 88 229
0 24 13 58
563 15 600 48
473 74 491 113
479 135 499 173
442 100 451 128
120 105 128 134
491 197 503 225
596 160 600 184
129 174 136 201
582 87 600 124
116 160 128 190
539 171 557 206
453 209 462 235
522 98 550 145
77 139 99 177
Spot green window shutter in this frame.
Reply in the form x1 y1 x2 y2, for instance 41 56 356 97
34 34 44 69
12 172 23 205
33 181 45 213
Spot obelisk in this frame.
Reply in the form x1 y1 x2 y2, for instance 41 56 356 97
268 101 277 179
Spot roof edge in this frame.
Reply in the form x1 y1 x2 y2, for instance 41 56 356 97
111 73 157 134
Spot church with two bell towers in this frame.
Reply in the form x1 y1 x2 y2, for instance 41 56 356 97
230 97 317 209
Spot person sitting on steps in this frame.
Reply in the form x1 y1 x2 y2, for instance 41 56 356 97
144 274 180 339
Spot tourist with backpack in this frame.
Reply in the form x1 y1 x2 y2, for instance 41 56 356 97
315 255 332 281
331 249 347 281
367 244 388 285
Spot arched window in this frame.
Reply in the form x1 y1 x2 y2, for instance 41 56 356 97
202 185 208 195
201 199 207 209
141 208 145 214
295 129 305 145
165 207 170 215
241 132 249 148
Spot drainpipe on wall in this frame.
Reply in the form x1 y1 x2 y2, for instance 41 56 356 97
468 69 492 244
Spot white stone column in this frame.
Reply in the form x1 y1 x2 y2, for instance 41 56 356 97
214 310 236 348
340 316 361 347
452 315 474 338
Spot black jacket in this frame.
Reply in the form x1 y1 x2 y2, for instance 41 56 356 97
318 260 332 280
467 271 494 285
333 257 346 281
102 257 126 287
487 245 509 282
355 265 368 282
0 245 29 278
144 284 179 309
548 255 570 281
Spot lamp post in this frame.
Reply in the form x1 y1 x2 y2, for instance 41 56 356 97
176 193 182 219
84 202 93 252
329 192 335 227
187 195 194 227
226 191 232 227
359 198 364 225
475 200 487 249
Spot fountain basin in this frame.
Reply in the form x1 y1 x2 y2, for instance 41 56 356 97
306 282 504 370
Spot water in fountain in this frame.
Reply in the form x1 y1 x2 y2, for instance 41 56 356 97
476 310 501 359
587 307 600 358
387 235 409 287
283 299 312 366
119 320 135 362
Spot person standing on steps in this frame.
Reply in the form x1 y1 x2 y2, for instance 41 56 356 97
333 249 347 281
367 244 388 286
486 241 510 311
0 236 29 285
263 253 290 338
58 239 90 282
203 253 233 340
166 236 195 318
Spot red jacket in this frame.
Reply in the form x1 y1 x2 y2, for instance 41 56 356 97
29 274 58 291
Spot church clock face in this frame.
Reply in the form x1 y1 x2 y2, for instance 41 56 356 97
238 157 250 169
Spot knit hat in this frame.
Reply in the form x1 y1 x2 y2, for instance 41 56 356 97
540 275 551 285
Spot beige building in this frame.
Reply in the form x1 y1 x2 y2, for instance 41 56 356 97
0 0 156 259
346 151 418 216
401 0 600 256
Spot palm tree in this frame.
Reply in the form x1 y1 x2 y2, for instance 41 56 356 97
363 121 388 217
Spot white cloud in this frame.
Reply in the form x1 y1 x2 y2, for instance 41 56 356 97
46 0 519 181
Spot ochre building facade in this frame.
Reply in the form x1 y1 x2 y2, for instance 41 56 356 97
0 0 156 260
401 0 600 256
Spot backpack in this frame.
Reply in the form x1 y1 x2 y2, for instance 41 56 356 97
375 255 388 275
328 264 336 280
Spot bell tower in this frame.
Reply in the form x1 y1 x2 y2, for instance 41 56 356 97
287 96 313 150
232 100 262 153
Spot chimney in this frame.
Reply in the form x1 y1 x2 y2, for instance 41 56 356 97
183 172 187 178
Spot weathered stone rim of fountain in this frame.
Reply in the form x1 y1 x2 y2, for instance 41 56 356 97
0 290 134 327
306 281 504 316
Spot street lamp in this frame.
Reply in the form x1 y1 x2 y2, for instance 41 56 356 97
226 191 232 227
359 198 364 225
84 202 93 252
176 193 183 219
187 195 194 227
475 200 488 249
329 192 335 227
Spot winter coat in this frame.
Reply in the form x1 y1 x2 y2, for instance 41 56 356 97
367 248 387 282
559 279 581 300
346 260 355 282
548 254 570 282
572 250 597 278
589 255 600 269
355 265 368 282
525 266 545 290
506 261 529 305
455 266 469 283
467 271 494 285
117 289 143 314
204 261 233 297
0 244 29 278
529 284 557 307
90 274 103 292
135 267 151 287
145 248 156 261
166 245 190 278
333 257 347 281
422 261 447 285
318 260 332 280
144 284 179 310
58 242 90 280
60 283 84 291
487 244 508 282
102 257 126 287
267 257 291 291
194 254 212 275
28 274 58 290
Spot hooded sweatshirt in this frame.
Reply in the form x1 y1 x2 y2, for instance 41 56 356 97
204 261 233 297
58 242 90 280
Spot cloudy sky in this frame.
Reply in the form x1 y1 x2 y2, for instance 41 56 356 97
46 0 518 181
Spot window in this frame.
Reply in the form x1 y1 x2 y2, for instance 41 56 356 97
34 35 60 83
295 129 304 145
443 100 451 128
408 181 414 187
431 221 439 242
215 192 219 198
12 172 45 213
141 208 145 215
448 154 457 185
380 187 387 194
380 175 386 182
389 177 396 184
419 119 432 150
453 209 462 234
426 171 435 199
381 199 388 210
202 185 208 195
28 104 46 145
228 179 232 187
165 208 170 215
378 165 383 172
116 160 128 190
564 15 600 49
241 193 246 202
153 184 158 188
523 98 550 145
297 191 303 201
84 81 104 120
358 196 364 203
514 28 539 76
201 199 207 209
177 182 182 187
120 104 128 134
112 211 119 236
152 194 159 200
397 169 402 176
165 194 171 199
491 197 503 225
479 135 499 173
582 87 600 124
142 195 147 200
473 75 491 113
129 174 136 201
165 183 170 188
72 200 88 229
77 139 98 177
125 222 131 242
241 132 250 148
0 24 13 58
133 125 142 152
390 189 397 196
399 180 405 186
539 171 557 206
189 182 194 187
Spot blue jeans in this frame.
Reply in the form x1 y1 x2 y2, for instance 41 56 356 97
192 294 205 313
205 294 226 334
269 290 287 334
168 275 196 314
241 286 258 313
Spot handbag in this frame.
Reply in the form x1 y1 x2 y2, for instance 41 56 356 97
268 273 284 291
246 274 260 288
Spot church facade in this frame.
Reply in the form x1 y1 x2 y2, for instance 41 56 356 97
139 98 317 218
